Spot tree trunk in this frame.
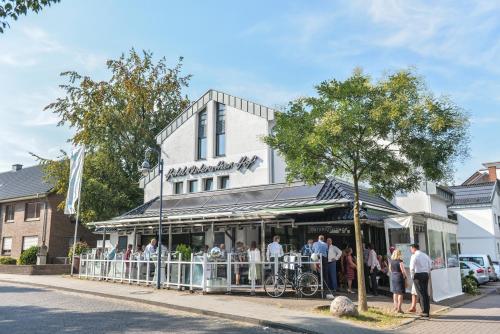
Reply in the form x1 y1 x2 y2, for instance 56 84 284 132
353 175 368 312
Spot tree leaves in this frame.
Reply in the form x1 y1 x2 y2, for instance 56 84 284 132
0 0 60 33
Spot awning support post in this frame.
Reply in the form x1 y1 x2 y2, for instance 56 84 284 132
168 224 172 252
101 227 106 259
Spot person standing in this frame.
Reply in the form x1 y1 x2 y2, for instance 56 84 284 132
301 239 314 256
312 235 329 288
326 238 342 291
389 249 407 313
367 243 380 296
343 247 356 293
266 236 284 262
362 242 370 293
410 243 432 318
247 241 261 285
144 238 157 278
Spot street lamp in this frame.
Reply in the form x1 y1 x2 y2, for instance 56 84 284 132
141 146 164 289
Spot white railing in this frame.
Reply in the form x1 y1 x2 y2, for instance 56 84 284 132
78 252 325 297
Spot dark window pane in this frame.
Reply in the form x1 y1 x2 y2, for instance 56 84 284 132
197 110 207 159
174 182 183 194
189 180 198 193
219 176 230 189
25 202 40 220
204 178 213 191
198 138 207 159
215 103 225 156
216 134 225 156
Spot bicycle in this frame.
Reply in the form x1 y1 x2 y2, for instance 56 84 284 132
264 258 319 298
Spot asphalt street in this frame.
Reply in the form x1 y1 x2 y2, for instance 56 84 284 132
0 282 294 334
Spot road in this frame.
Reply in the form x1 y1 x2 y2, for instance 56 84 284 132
0 282 293 334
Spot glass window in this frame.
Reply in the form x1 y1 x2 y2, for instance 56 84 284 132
203 178 213 191
174 182 183 194
22 236 38 251
219 176 230 189
428 230 445 269
25 202 41 220
4 204 14 222
188 180 198 193
444 232 459 268
197 110 207 160
216 103 226 157
2 237 12 255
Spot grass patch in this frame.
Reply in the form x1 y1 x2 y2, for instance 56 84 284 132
316 306 410 328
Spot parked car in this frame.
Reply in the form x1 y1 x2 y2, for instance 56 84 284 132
492 261 500 280
460 261 489 286
459 254 498 282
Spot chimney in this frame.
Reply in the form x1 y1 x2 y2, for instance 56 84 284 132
488 166 497 182
12 164 23 171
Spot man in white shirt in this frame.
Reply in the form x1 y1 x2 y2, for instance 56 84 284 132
326 238 342 291
266 235 284 261
144 238 157 261
410 243 433 317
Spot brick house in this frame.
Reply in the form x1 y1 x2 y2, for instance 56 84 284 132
0 164 96 263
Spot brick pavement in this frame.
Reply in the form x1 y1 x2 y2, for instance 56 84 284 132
400 293 500 334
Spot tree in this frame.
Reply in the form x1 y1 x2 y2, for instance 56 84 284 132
264 68 469 311
38 49 191 224
0 0 60 33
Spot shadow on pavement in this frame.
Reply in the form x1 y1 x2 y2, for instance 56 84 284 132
0 285 47 294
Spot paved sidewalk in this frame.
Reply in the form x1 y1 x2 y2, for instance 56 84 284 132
0 274 497 334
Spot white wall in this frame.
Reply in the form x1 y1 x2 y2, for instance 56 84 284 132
144 100 286 200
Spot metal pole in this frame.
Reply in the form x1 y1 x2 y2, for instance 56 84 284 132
70 193 82 276
102 227 106 258
157 151 164 289
168 224 172 252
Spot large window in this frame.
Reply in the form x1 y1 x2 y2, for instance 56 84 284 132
2 237 12 255
203 178 213 191
25 202 41 220
444 232 459 268
22 236 38 251
174 182 184 195
428 230 445 269
197 109 207 160
188 180 198 193
4 204 14 222
215 103 226 157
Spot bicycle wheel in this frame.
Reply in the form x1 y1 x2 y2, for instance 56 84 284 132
298 272 319 297
264 275 286 298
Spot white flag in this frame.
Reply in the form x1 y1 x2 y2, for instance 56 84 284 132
64 145 85 215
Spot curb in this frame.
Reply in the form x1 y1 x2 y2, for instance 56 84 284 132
0 278 317 334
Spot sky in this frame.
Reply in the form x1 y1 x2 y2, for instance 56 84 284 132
0 0 499 183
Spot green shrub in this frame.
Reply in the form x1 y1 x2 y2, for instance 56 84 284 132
461 270 480 295
68 241 89 263
0 256 17 265
175 244 192 260
18 246 38 265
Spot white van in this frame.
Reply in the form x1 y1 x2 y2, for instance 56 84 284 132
459 254 498 282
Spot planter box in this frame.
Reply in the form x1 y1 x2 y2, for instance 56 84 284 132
0 264 70 275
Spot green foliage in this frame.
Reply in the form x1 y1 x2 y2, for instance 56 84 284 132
0 256 17 265
18 246 38 265
175 244 192 261
68 241 90 263
264 68 469 311
0 0 60 33
33 49 190 224
462 271 480 295
265 68 469 195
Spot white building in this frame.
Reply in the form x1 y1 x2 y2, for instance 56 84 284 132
449 162 500 261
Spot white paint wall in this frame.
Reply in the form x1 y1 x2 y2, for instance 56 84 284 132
143 99 286 201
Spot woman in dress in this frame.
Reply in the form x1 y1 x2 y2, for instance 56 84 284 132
247 241 261 285
389 249 407 313
343 247 356 293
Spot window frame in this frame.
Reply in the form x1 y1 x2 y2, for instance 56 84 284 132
188 179 198 193
25 202 41 221
215 103 226 157
174 181 184 195
22 235 38 252
203 178 214 191
218 175 230 190
4 204 15 223
197 109 208 160
1 237 12 256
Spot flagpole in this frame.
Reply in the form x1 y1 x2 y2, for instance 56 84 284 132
70 180 83 276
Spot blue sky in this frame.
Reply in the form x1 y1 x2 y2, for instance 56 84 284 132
0 0 499 183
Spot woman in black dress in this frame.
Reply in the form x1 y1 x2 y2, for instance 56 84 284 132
389 249 407 313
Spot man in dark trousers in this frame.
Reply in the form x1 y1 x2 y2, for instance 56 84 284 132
410 243 433 317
